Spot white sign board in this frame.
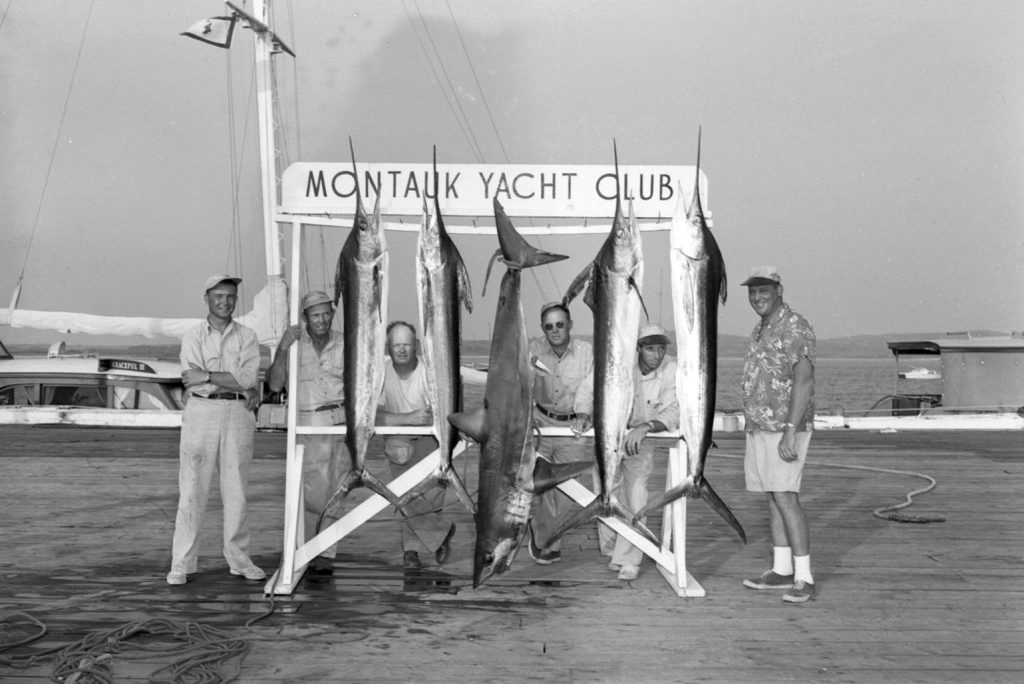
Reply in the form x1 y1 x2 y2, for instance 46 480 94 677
280 163 708 219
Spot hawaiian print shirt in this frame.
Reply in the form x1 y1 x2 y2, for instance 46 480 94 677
742 303 816 432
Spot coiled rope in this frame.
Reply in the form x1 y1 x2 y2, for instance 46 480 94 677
1 617 250 683
720 452 945 523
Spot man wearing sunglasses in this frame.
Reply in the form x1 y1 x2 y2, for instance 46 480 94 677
527 301 594 564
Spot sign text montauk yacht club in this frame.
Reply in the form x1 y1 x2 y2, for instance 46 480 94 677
281 162 708 219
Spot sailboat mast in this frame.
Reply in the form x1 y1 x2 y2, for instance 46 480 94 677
252 0 283 283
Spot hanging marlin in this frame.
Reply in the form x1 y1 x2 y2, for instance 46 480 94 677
537 144 659 552
449 198 589 588
633 130 745 542
397 148 476 516
318 140 403 531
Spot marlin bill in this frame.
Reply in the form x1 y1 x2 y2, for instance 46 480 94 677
318 143 402 532
635 134 745 542
540 151 659 552
449 198 588 588
401 149 476 516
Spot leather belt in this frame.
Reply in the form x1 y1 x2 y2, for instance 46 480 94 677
535 403 578 422
203 392 246 401
314 400 345 412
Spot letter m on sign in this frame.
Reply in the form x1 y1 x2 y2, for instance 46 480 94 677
306 171 327 197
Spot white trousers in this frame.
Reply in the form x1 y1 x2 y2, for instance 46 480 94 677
598 440 655 567
170 397 256 573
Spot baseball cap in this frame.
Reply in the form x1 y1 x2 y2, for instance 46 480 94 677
300 290 333 312
203 274 242 292
540 301 569 319
740 266 781 287
638 323 671 346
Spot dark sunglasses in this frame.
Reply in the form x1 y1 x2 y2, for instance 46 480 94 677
543 321 566 331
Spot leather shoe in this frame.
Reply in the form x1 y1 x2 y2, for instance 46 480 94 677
308 556 334 575
403 550 422 569
435 523 456 565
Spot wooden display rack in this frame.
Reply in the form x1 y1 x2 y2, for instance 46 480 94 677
268 220 706 597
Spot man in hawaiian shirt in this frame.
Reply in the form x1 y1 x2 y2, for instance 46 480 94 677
740 266 818 603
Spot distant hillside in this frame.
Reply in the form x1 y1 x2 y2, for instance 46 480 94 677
8 331 1008 361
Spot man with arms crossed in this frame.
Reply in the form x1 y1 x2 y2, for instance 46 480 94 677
167 275 264 585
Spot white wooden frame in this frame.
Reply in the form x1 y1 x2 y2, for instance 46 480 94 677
266 217 706 598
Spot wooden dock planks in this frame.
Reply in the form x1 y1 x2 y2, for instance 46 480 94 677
1 426 1022 682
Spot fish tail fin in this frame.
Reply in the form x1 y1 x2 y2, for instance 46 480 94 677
493 198 568 269
443 467 478 517
532 457 595 495
536 499 601 551
633 476 697 521
316 469 360 533
361 468 406 512
609 498 659 546
696 477 746 543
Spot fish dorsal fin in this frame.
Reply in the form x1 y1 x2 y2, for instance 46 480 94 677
455 248 474 314
448 407 487 443
563 262 594 308
629 275 651 323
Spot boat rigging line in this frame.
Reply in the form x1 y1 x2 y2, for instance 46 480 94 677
13 0 96 297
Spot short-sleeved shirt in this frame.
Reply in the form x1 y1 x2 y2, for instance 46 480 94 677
632 356 680 431
529 337 594 415
293 330 345 412
180 318 260 396
741 303 816 432
379 361 431 413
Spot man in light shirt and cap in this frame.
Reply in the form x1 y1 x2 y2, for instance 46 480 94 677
167 275 264 585
267 290 347 575
577 322 679 581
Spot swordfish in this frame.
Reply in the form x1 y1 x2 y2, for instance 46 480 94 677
398 152 476 516
539 154 660 551
317 144 403 532
634 134 745 542
448 198 589 588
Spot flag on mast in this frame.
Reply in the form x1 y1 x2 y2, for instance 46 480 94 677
180 15 237 49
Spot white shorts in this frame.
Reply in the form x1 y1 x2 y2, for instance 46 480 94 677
744 429 812 493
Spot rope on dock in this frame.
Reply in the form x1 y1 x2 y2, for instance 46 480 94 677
719 454 946 523
1 616 251 683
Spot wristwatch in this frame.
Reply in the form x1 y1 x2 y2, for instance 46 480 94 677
645 421 657 432
783 422 797 431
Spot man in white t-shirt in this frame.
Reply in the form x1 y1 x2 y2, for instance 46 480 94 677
377 321 456 570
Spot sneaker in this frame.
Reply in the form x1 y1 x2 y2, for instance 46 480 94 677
166 568 187 585
742 570 794 590
783 580 818 603
617 565 640 581
403 551 422 569
308 556 334 575
435 523 456 565
527 524 561 565
229 564 267 582
607 561 622 572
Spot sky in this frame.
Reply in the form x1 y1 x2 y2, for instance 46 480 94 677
2 0 1023 349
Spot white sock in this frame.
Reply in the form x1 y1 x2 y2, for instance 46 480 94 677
772 546 793 575
793 555 813 584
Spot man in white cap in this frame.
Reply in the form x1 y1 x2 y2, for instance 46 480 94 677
739 266 818 603
527 301 594 565
267 290 347 575
577 322 679 580
167 275 264 585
